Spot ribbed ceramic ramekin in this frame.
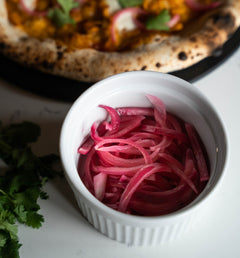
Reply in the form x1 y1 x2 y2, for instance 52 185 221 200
60 71 228 246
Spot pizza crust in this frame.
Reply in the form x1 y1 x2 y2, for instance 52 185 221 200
0 0 240 82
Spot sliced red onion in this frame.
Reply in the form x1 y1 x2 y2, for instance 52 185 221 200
118 164 172 212
19 0 47 17
166 14 181 28
93 172 107 201
95 138 153 164
185 123 209 181
78 136 94 155
111 7 147 42
146 94 166 126
99 105 120 132
185 0 221 11
117 107 154 116
91 164 143 176
78 94 209 216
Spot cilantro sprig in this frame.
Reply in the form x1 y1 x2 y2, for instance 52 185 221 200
117 0 171 31
48 0 80 28
0 121 63 258
145 9 171 31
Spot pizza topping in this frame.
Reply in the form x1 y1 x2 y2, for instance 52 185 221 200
6 0 223 51
19 0 47 16
105 0 121 14
111 7 147 43
145 9 171 31
184 0 221 11
48 0 80 28
167 14 181 28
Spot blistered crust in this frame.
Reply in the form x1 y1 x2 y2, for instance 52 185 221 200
0 0 240 82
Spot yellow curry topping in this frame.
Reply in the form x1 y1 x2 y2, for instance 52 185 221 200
6 0 221 51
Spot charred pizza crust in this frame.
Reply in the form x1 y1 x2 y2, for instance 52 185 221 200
0 0 240 82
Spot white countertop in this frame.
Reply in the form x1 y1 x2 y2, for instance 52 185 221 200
1 47 240 258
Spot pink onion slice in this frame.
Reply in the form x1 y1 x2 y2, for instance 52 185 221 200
185 0 221 11
97 151 146 167
117 107 154 116
91 117 145 141
95 139 155 155
159 155 198 194
82 147 96 193
166 14 181 28
111 7 147 42
78 94 209 216
19 0 47 16
118 164 172 212
146 94 166 126
93 172 107 201
91 164 143 176
150 136 171 151
95 138 153 164
141 124 188 143
185 123 209 181
78 136 94 155
99 105 120 132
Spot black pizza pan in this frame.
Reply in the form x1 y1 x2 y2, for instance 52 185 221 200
0 27 239 103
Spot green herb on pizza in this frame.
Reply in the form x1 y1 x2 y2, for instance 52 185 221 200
118 0 143 8
48 0 79 28
145 9 171 31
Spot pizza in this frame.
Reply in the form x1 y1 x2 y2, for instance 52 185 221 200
0 0 239 83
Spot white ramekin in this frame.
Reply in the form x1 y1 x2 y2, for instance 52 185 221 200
60 71 228 246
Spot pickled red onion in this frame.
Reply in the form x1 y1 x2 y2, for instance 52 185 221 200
185 0 221 11
78 95 209 216
19 0 47 16
110 7 147 42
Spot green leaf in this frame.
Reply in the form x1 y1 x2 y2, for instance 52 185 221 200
118 0 143 8
48 0 79 28
0 232 7 247
13 187 40 211
1 122 40 149
145 9 171 31
48 8 75 28
14 205 27 224
0 236 21 258
57 0 79 14
39 190 49 200
0 222 18 241
25 212 44 229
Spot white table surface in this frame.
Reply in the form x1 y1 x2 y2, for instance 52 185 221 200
1 46 240 258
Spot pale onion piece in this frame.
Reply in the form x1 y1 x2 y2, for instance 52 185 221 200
20 0 36 11
116 107 154 117
91 164 143 176
104 0 122 15
166 14 181 28
111 7 146 42
118 164 172 212
185 123 209 182
20 0 47 16
93 173 107 201
95 138 153 165
78 136 94 155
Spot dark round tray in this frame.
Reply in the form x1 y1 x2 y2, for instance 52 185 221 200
0 27 239 103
